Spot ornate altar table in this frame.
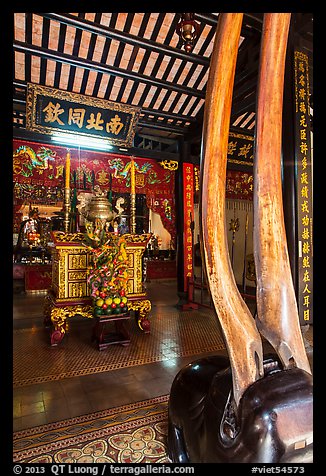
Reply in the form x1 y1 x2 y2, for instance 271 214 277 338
44 231 151 345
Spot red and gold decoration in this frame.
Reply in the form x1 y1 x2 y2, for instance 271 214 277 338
130 157 136 233
13 139 176 245
43 231 152 346
158 159 178 171
193 165 200 203
63 150 71 232
183 163 194 292
83 226 131 350
84 233 129 318
226 170 253 200
13 139 253 209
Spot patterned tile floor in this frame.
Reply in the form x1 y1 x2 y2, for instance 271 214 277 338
13 395 170 463
13 279 313 433
13 308 226 387
13 281 225 431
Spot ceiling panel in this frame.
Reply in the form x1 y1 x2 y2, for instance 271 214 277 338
13 12 313 149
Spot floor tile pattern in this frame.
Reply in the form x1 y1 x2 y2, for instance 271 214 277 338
13 395 169 463
14 308 226 387
12 279 312 436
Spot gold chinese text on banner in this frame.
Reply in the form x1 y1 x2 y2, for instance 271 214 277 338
294 51 313 325
26 83 141 148
183 163 194 292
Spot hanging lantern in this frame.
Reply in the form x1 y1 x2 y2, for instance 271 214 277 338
176 13 200 53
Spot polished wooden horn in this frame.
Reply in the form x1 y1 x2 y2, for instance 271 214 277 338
253 13 311 375
200 13 264 407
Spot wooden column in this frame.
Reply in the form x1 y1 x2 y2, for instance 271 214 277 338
253 13 311 374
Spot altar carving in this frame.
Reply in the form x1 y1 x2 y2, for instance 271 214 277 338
44 231 151 345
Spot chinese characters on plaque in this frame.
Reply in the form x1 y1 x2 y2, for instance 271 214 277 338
26 84 140 147
294 51 313 325
227 131 254 167
183 163 194 292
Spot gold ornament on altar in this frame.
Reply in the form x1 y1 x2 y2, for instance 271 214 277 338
77 185 115 231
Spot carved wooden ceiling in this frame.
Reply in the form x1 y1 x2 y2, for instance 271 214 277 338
13 12 313 155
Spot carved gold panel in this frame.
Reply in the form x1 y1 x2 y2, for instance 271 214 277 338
69 254 87 270
46 232 152 343
51 245 91 300
50 233 151 302
68 271 87 281
68 282 87 298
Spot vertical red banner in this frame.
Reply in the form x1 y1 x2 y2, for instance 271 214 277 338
183 163 194 292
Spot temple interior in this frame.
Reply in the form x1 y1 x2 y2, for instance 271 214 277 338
11 12 314 467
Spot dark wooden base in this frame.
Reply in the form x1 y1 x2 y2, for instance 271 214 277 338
168 354 313 463
92 313 131 351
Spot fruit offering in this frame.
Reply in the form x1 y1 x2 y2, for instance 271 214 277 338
86 234 130 318
93 287 129 316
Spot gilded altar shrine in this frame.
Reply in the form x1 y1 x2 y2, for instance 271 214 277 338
44 231 151 345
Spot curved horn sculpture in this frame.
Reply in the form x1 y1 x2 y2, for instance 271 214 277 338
168 13 313 464
253 13 311 375
200 13 264 406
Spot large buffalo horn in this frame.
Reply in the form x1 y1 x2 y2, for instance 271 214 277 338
253 13 311 375
200 13 264 407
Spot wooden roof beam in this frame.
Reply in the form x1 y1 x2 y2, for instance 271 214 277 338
39 13 210 67
14 41 206 99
